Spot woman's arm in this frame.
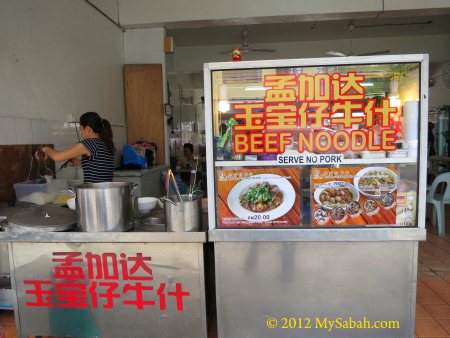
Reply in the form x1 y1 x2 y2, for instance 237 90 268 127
39 143 90 162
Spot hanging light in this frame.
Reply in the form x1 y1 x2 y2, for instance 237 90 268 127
218 85 230 112
389 78 401 108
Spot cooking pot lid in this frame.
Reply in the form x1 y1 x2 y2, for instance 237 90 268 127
8 205 76 232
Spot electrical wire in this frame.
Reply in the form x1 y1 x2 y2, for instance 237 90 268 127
74 122 81 142
26 152 34 182
354 20 432 29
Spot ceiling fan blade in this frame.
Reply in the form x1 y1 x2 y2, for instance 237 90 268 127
247 47 276 53
356 50 391 56
326 50 347 57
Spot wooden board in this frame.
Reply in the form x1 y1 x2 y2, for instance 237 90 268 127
0 145 55 203
124 64 165 165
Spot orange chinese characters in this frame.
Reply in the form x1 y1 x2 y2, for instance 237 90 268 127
331 101 364 128
298 74 331 101
264 74 297 102
364 98 397 128
233 103 265 131
298 102 330 128
332 72 365 100
265 103 297 130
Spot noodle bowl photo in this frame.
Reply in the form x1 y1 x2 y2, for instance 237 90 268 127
239 182 283 213
227 174 296 222
354 167 398 198
314 181 359 210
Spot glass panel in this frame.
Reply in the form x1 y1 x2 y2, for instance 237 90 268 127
210 62 420 229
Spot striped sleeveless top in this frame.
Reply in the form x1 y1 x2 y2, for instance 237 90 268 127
80 138 115 183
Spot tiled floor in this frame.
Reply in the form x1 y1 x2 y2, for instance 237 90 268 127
415 218 450 338
1 220 450 338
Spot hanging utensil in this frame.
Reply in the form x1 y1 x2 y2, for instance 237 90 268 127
36 149 54 183
188 156 200 200
165 169 182 202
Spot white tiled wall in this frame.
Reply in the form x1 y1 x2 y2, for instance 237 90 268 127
0 117 17 145
0 116 127 178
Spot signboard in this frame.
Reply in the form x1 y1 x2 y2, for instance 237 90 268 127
311 167 398 226
11 242 207 338
230 72 402 160
216 167 301 227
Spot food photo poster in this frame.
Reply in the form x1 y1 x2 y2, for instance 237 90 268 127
216 167 301 227
311 166 398 226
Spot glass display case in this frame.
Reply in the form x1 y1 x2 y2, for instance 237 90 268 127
205 56 427 231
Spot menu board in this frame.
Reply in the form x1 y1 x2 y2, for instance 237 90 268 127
311 167 398 226
216 167 301 227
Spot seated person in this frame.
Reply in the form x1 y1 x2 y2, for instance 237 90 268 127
177 143 195 184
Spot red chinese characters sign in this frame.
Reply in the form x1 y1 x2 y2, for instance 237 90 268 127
24 252 190 311
232 73 399 155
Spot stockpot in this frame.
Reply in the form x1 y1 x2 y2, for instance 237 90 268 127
76 182 137 232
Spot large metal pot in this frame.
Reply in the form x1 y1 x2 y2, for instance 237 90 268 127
76 182 136 232
164 194 202 232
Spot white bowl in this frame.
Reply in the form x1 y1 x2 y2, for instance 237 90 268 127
137 197 157 212
354 167 398 198
67 197 76 210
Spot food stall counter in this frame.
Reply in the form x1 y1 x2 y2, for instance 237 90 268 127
204 55 428 338
0 217 208 338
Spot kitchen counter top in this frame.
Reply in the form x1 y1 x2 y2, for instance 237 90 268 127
0 204 207 243
0 229 206 243
113 164 169 177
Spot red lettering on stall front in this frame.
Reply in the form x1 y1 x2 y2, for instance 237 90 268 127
120 253 153 281
24 280 54 307
55 282 88 308
157 283 167 311
53 252 85 279
168 283 190 312
86 252 103 279
52 252 83 264
24 251 191 311
123 283 155 310
89 281 121 309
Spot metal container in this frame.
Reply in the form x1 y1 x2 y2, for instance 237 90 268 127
7 205 76 232
76 182 136 232
164 194 202 232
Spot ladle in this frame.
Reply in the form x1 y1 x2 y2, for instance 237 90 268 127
165 169 182 202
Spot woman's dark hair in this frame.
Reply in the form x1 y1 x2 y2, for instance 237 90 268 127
80 112 115 154
183 143 194 153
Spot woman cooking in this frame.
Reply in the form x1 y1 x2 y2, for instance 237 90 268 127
36 112 115 183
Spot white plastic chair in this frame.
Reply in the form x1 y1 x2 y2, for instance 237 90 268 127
426 172 450 236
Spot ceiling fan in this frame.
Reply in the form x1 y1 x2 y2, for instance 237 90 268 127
326 23 390 57
221 28 276 54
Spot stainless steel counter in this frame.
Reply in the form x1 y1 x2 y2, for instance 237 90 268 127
0 229 206 243
1 205 208 338
209 227 426 242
